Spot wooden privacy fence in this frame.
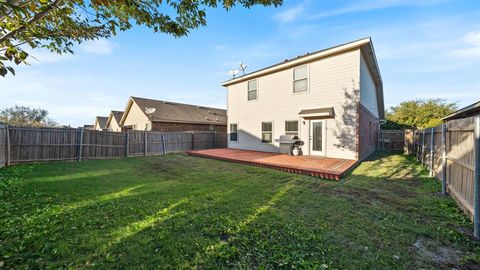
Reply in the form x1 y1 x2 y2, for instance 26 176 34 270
411 116 480 237
377 129 411 152
0 126 227 167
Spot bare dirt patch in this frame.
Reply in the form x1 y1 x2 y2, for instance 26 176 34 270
412 238 466 268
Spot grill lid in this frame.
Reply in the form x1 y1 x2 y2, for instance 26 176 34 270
275 135 300 143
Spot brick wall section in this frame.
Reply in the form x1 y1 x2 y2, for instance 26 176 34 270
151 122 227 133
358 103 379 160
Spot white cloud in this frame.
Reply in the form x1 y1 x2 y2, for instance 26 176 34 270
448 29 480 59
80 39 115 55
213 44 227 51
25 49 75 64
464 29 480 46
274 5 304 23
310 0 451 19
449 46 480 59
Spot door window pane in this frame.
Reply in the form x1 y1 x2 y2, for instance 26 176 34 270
312 121 323 151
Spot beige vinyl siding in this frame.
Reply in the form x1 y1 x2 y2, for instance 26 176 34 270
227 49 361 160
94 121 102 131
360 53 379 118
123 102 151 131
107 118 122 132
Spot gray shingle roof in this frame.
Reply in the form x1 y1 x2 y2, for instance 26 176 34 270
111 111 124 124
131 97 227 125
96 116 108 128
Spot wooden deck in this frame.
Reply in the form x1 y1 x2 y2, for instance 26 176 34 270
187 148 357 180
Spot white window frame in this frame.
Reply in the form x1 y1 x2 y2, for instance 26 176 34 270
247 79 258 101
230 123 238 142
285 120 299 136
293 65 309 93
261 121 273 143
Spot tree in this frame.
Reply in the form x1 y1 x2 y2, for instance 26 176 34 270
386 99 458 129
0 0 282 76
0 105 57 126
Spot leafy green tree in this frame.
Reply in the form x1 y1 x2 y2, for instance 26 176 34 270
386 99 457 129
0 105 57 126
0 0 282 76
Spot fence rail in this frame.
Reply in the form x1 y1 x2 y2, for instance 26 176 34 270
0 126 227 167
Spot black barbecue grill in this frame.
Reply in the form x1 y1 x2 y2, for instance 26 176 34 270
275 135 304 155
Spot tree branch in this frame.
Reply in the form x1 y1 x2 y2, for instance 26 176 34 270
0 0 35 23
0 0 64 44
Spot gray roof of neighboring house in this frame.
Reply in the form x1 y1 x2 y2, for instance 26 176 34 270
111 111 124 124
96 116 108 128
129 97 227 125
442 101 480 121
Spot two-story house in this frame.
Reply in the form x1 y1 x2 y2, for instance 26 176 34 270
222 38 384 160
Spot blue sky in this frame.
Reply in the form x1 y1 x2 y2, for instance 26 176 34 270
0 0 479 127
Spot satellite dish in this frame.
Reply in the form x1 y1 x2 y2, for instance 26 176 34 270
239 62 247 74
145 107 156 115
228 68 240 78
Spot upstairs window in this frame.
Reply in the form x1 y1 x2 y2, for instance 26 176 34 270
261 122 273 143
247 79 258 101
293 65 308 93
230 123 238 141
285 120 299 136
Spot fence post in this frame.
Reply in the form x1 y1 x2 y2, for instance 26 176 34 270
412 130 416 157
442 124 447 195
161 133 167 155
125 132 129 157
430 127 435 176
191 132 195 150
415 129 420 162
144 130 148 156
6 125 10 166
78 127 84 161
377 129 381 150
422 130 426 165
404 130 409 155
213 131 216 149
473 116 480 238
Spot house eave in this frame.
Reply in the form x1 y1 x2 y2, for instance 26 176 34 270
221 37 373 87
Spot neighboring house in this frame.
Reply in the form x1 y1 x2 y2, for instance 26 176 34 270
93 116 108 131
442 101 480 121
119 96 227 132
222 37 384 160
105 110 124 132
83 124 94 130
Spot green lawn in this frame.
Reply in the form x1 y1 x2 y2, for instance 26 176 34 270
0 153 479 269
